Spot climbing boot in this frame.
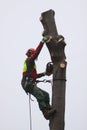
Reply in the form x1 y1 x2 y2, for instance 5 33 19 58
42 108 56 120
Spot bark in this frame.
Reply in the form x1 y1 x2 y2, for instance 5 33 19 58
40 9 67 130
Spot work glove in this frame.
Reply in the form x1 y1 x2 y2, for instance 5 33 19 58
42 35 49 43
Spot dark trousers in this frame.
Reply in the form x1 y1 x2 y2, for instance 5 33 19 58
22 80 51 111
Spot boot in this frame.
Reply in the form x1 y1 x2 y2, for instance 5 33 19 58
42 108 56 120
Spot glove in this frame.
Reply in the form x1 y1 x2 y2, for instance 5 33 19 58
42 35 49 43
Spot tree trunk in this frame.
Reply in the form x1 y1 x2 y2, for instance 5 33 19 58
40 9 67 130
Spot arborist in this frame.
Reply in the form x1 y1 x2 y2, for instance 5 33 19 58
21 36 56 120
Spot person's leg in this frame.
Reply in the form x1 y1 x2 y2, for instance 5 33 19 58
31 85 56 120
32 85 49 110
38 88 51 109
23 82 56 120
23 80 35 94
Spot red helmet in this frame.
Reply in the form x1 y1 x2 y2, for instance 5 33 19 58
26 48 35 56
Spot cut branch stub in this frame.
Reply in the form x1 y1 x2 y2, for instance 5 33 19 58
46 38 66 62
53 61 67 81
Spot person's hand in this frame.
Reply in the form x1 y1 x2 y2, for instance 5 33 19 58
42 35 49 43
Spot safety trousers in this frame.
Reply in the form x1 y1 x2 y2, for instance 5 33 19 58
23 80 51 111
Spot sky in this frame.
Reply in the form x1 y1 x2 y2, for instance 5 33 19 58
0 0 87 130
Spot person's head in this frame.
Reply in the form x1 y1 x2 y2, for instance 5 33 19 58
26 48 35 57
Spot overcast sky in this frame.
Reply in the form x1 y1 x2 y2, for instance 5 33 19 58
0 0 87 130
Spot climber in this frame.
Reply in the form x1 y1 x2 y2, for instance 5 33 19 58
21 36 56 120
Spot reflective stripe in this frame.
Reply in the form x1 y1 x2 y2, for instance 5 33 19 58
23 60 27 72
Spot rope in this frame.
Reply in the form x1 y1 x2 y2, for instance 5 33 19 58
28 93 32 130
53 78 67 81
36 79 52 83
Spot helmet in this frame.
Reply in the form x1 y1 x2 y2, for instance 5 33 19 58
26 48 35 56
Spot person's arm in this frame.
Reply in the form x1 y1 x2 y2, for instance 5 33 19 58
28 41 44 60
37 72 46 78
28 36 50 61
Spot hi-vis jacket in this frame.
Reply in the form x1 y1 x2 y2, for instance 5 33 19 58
21 41 44 85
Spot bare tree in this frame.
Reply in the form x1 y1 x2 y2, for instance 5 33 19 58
40 9 67 130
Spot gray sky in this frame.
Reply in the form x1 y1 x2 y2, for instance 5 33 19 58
0 0 87 130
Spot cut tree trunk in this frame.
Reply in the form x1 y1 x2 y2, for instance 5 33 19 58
40 9 67 130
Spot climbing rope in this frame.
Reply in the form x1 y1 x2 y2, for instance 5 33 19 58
28 93 32 130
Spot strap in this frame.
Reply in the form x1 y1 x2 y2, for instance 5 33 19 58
53 78 67 81
36 79 51 83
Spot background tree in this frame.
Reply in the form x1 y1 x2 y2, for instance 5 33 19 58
40 9 67 130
